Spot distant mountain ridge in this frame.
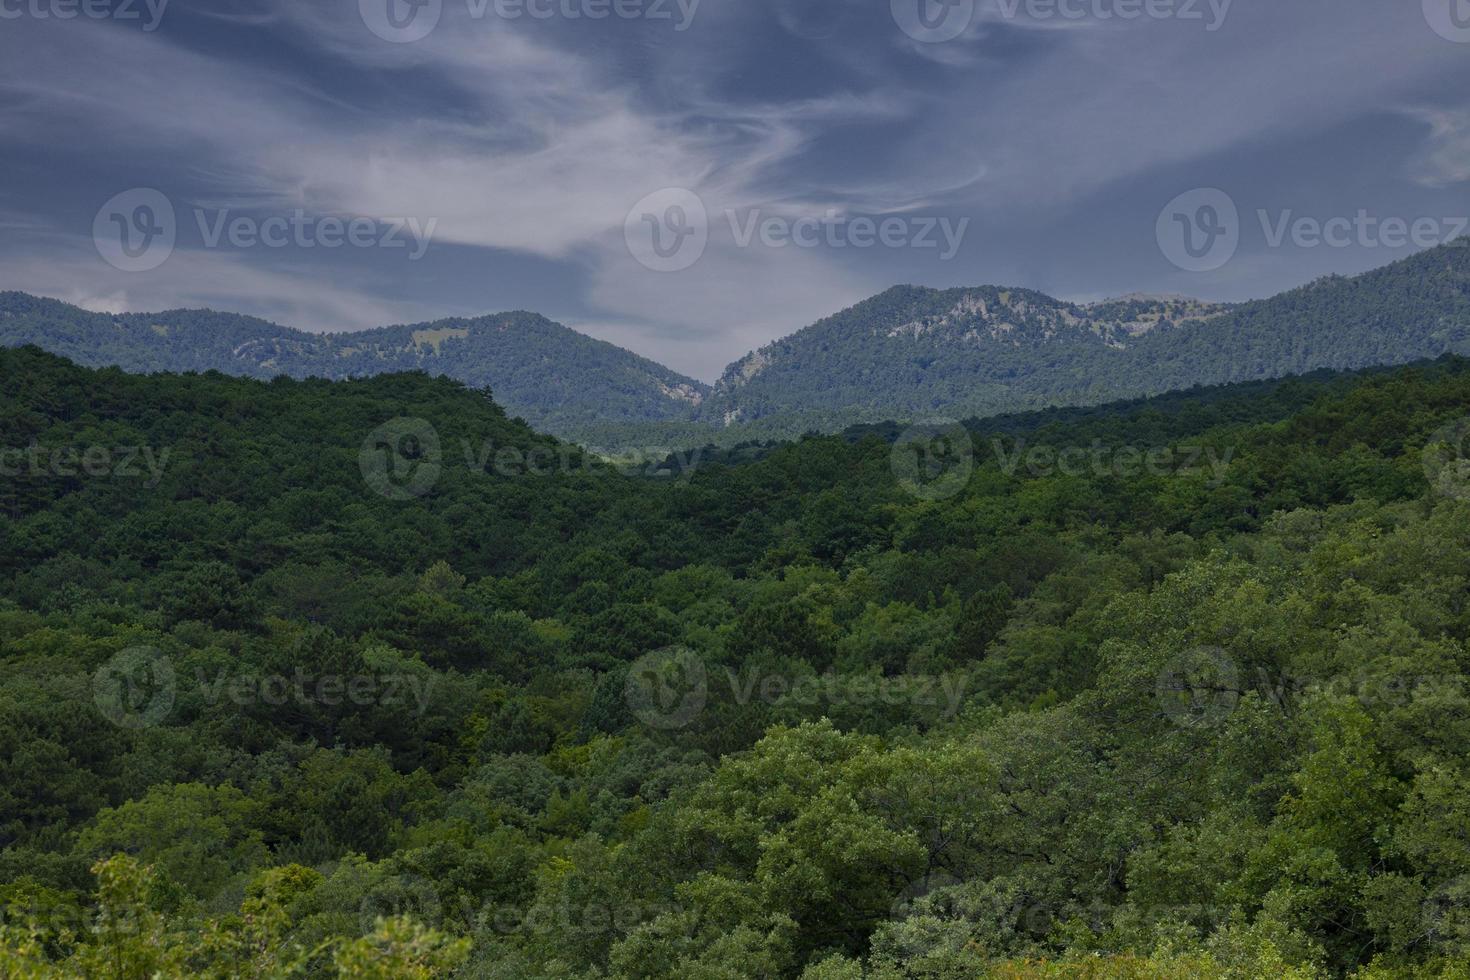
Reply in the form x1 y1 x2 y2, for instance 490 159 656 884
695 242 1470 436
5 240 1470 445
696 288 1233 431
0 293 708 440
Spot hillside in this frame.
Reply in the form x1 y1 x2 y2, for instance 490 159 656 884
5 347 1470 976
696 241 1470 439
0 293 708 440
7 242 1470 449
696 288 1232 432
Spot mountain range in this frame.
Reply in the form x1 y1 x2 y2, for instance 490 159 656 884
699 241 1470 436
0 295 705 442
5 240 1469 447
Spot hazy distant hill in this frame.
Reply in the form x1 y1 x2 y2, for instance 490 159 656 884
6 240 1470 446
0 293 708 440
694 288 1232 434
694 241 1470 438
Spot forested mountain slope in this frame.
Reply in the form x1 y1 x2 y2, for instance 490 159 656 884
696 241 1470 438
4 348 1470 976
0 293 708 440
7 242 1470 450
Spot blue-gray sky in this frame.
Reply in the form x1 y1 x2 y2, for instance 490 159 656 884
2 0 1468 380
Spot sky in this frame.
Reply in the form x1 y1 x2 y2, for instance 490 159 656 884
1 0 1468 381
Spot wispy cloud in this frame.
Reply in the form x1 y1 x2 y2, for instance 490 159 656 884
0 0 1467 381
1405 107 1470 187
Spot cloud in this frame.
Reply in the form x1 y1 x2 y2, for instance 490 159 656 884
1405 107 1470 187
0 236 437 334
910 3 1470 212
0 3 920 358
585 221 874 381
2 0 1469 379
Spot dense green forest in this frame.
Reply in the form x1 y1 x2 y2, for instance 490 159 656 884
5 346 1470 977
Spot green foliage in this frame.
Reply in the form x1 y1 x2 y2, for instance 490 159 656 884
5 346 1470 975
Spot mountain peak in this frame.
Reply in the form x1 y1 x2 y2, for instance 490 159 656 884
692 245 1470 436
0 293 707 442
